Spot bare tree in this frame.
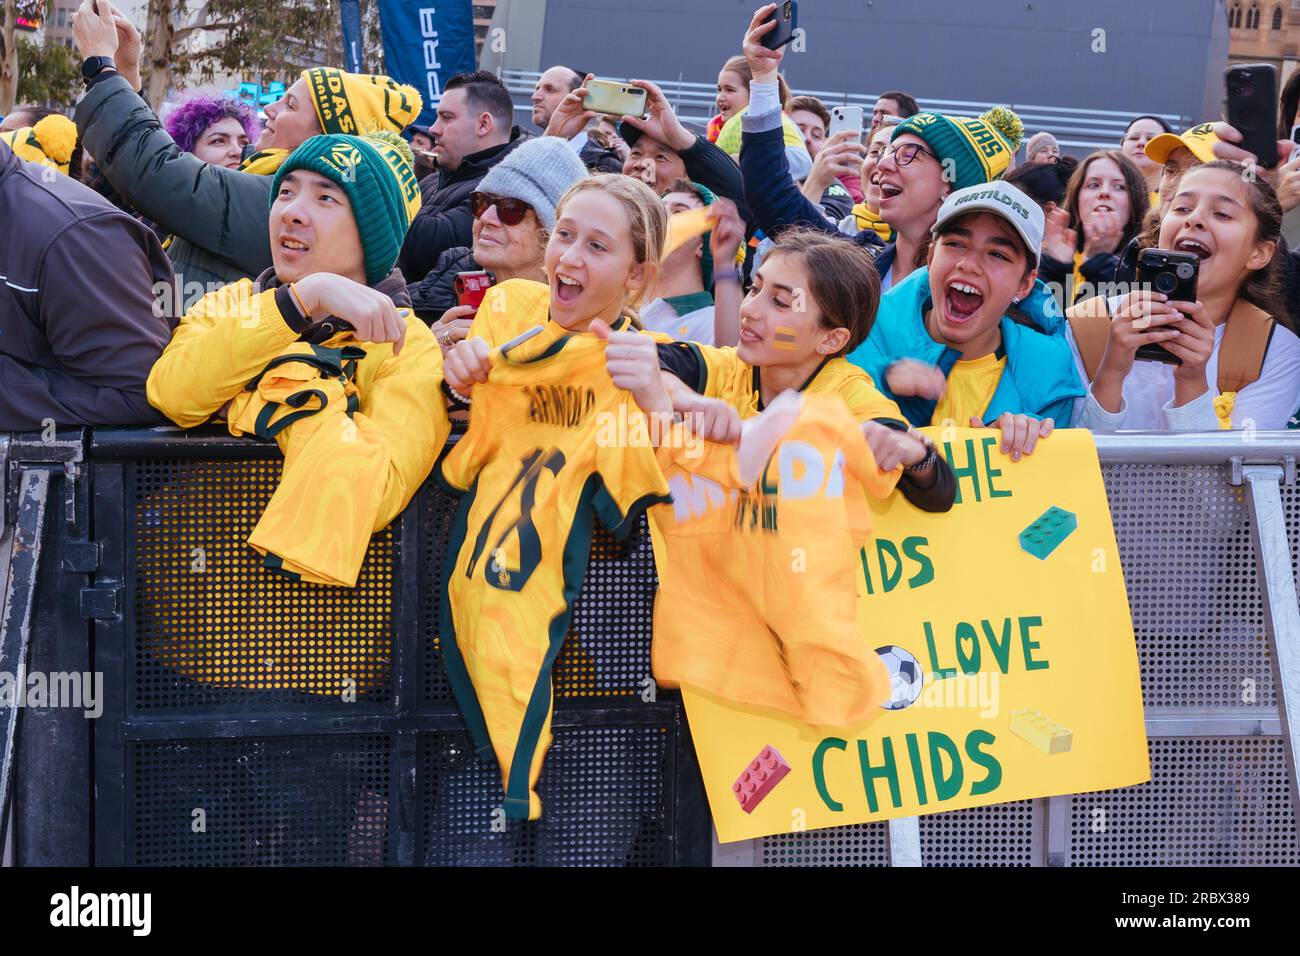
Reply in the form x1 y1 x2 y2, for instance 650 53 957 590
141 0 346 109
1 0 19 113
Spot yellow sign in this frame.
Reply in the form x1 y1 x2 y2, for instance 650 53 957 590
684 427 1150 844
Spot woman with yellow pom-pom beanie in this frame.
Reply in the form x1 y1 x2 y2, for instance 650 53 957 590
0 114 79 175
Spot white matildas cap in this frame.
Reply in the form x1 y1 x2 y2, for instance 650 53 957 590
931 180 1045 267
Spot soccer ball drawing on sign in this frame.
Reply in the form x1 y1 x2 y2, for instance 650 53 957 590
875 645 924 710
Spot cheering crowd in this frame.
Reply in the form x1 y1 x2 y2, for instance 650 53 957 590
0 1 1298 546
7 0 1300 826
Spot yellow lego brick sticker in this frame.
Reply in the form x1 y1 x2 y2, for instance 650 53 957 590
1010 709 1074 755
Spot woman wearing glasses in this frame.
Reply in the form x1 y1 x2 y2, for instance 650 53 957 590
735 5 1022 292
408 137 589 354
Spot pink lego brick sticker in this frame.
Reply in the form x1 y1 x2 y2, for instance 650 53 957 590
733 745 791 814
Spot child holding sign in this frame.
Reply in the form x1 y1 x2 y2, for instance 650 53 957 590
656 228 957 512
851 181 1086 461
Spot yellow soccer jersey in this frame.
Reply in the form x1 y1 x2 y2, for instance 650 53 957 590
931 352 1007 428
438 327 671 821
659 344 907 502
651 395 894 725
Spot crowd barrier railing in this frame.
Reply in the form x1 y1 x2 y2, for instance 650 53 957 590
1 428 1297 866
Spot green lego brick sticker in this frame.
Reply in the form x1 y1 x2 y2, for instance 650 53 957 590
1018 505 1077 560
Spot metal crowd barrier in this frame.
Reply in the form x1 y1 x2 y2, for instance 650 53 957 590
499 68 1188 154
1 428 1297 866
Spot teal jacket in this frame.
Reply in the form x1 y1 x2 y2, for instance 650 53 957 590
848 266 1084 427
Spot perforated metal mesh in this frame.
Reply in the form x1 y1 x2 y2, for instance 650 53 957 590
1067 737 1299 865
1102 464 1276 710
757 823 890 866
131 734 392 866
134 460 395 710
420 494 659 705
418 724 672 866
918 800 1040 866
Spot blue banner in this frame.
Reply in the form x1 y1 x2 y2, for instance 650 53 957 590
377 0 478 128
340 0 364 74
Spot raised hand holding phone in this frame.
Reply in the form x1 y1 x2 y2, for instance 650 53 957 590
620 80 695 152
544 73 597 140
72 0 120 60
742 4 787 81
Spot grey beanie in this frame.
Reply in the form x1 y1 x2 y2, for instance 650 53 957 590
478 136 588 230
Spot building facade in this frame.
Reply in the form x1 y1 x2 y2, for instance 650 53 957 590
1227 0 1300 80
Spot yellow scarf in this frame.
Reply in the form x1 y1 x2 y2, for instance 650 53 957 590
238 148 291 176
851 201 895 243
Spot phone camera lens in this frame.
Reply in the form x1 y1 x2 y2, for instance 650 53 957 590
1155 272 1178 294
1176 263 1195 280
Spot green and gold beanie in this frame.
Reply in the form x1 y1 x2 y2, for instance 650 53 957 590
270 133 423 284
892 107 1024 191
302 68 423 136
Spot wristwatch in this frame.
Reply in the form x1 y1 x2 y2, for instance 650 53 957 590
904 439 938 475
81 56 116 81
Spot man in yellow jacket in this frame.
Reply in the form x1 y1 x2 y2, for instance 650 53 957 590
145 133 447 703
149 130 446 587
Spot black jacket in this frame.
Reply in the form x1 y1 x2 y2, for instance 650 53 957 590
409 246 479 322
1039 249 1126 308
398 127 528 284
75 72 274 290
579 138 624 174
0 139 176 428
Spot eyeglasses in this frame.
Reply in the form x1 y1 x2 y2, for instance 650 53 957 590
881 142 938 167
470 191 533 226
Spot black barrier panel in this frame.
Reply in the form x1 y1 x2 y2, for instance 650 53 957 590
86 428 709 867
131 734 394 866
133 458 398 712
418 724 674 866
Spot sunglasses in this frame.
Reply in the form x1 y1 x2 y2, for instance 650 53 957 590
470 191 533 226
881 142 938 167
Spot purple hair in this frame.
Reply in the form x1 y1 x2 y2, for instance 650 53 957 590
163 94 261 154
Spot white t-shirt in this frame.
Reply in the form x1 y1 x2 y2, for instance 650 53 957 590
1067 307 1300 431
641 295 717 345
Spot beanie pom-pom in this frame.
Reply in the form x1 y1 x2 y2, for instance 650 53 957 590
364 130 414 170
32 114 78 166
32 115 78 166
980 106 1024 153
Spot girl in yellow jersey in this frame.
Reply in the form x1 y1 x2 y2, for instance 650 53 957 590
656 228 957 512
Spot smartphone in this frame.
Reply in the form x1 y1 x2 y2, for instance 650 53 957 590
1226 63 1278 168
1134 248 1199 366
582 80 648 118
455 271 495 309
828 105 865 139
761 0 799 50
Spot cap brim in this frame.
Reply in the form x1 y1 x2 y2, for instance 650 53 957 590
1143 132 1184 165
1146 132 1218 166
932 199 1041 267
